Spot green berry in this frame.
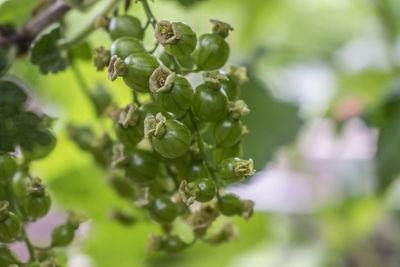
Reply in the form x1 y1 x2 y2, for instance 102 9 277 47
0 202 21 243
145 114 192 159
108 15 144 40
110 36 146 59
218 157 255 184
160 235 187 253
150 65 194 115
214 142 242 164
125 149 161 183
221 76 239 101
155 21 197 57
25 191 52 219
186 162 209 182
51 223 75 247
12 172 29 198
193 33 229 70
149 195 178 224
213 117 243 147
0 154 17 182
218 194 242 216
194 178 216 202
192 83 228 122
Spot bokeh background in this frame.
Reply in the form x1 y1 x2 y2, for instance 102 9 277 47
2 0 400 266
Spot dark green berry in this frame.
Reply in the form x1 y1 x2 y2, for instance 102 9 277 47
0 154 17 182
218 194 242 216
213 117 243 147
193 33 229 70
155 21 197 57
110 36 146 59
149 195 178 224
125 149 161 183
0 202 21 243
160 235 187 253
214 142 242 164
51 223 75 247
25 191 52 219
218 157 255 184
194 178 216 202
186 162 209 182
150 65 194 115
108 15 144 40
192 83 228 122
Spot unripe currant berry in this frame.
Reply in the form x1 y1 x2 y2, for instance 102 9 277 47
213 117 243 147
160 235 188 253
0 245 19 266
0 154 17 182
51 223 75 247
24 178 52 219
179 178 216 205
107 171 136 199
214 142 243 164
113 104 143 150
108 53 160 93
137 103 169 136
218 157 255 184
108 15 144 40
22 128 56 162
149 65 194 115
155 20 197 57
0 201 21 243
218 194 242 216
125 149 161 183
192 81 228 122
186 161 209 182
12 171 30 198
158 48 195 70
145 113 192 159
110 37 146 59
148 195 178 224
193 33 229 70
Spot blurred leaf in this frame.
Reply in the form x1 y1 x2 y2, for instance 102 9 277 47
0 0 40 26
29 27 67 75
240 73 303 170
68 42 92 61
369 89 400 193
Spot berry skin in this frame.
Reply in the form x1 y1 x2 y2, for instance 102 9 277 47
150 66 194 115
0 245 19 266
221 76 239 101
160 235 187 253
146 114 192 159
110 36 146 59
214 142 243 164
193 33 230 70
218 157 255 184
149 195 178 224
194 178 216 202
114 123 143 151
22 129 56 162
213 117 243 147
155 21 197 57
51 223 75 247
108 15 144 41
24 191 52 219
12 172 29 198
125 149 161 183
159 48 195 70
186 162 209 182
119 53 160 93
0 154 17 182
192 83 228 122
218 194 242 216
0 209 21 243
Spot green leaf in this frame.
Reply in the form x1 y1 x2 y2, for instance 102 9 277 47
241 73 303 170
29 27 67 75
68 42 93 61
369 90 400 193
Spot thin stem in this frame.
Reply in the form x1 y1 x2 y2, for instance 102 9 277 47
59 0 122 50
6 184 36 262
133 91 141 106
150 42 159 54
140 0 157 29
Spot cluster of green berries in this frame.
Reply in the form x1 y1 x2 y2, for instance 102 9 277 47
80 13 256 254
